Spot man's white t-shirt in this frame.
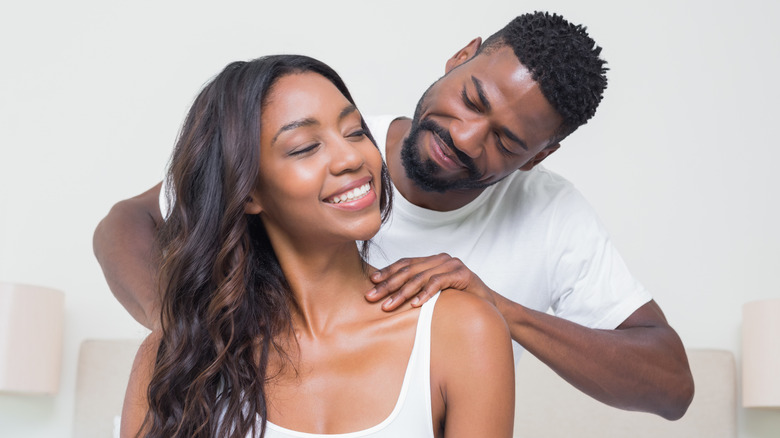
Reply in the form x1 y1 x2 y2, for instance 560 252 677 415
161 114 652 359
364 115 651 358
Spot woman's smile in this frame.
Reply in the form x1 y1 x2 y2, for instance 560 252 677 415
254 72 385 244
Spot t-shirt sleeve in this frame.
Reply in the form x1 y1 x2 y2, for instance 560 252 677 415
547 187 652 329
159 175 172 221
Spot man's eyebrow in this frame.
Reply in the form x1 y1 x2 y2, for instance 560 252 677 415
501 126 528 151
471 76 492 112
470 76 528 151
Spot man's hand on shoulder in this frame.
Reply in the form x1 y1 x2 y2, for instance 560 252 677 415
365 253 498 311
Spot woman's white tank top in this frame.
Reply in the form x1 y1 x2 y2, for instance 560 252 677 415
259 293 440 438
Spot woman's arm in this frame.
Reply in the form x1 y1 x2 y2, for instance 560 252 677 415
430 291 515 438
120 331 161 438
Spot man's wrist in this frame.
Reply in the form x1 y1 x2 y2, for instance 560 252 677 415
493 291 527 330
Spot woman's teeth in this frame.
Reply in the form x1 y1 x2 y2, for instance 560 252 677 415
326 183 370 204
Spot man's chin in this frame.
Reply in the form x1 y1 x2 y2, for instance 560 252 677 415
407 166 489 193
405 169 452 193
415 179 454 194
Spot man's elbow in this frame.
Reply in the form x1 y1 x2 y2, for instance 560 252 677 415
658 368 695 421
93 211 112 262
93 200 127 262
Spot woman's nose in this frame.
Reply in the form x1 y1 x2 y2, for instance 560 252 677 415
329 137 365 174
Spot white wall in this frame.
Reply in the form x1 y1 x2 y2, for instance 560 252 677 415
1 0 778 436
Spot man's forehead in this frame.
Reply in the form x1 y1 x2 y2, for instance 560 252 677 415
468 47 563 145
470 46 534 87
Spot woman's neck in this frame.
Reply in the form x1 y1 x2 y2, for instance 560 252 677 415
272 239 375 337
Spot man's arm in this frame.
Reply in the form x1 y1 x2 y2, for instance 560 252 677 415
495 294 693 420
366 254 694 420
93 183 164 330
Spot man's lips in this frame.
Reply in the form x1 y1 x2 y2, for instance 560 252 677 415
428 130 467 171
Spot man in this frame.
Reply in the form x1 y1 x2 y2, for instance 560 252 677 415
94 12 693 421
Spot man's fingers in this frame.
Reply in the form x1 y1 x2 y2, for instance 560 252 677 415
370 254 452 283
370 257 413 283
380 268 443 310
364 254 481 311
410 277 450 307
367 254 453 301
367 264 417 302
383 262 470 310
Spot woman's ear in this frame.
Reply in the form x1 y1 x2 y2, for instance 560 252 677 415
244 192 263 215
445 37 483 73
519 144 560 171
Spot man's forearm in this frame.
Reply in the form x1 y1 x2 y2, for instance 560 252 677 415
496 294 693 420
361 253 693 418
93 183 164 330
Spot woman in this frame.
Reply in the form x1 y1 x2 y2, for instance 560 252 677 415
121 55 514 438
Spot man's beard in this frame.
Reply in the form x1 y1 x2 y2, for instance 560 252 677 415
400 91 494 193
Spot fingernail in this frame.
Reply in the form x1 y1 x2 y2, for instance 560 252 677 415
367 288 377 298
384 297 393 307
411 297 420 306
371 271 381 280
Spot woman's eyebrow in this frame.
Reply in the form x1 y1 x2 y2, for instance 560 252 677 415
272 117 318 145
339 104 358 120
271 105 358 146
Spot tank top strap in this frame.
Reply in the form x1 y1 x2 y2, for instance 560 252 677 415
414 291 441 363
406 291 440 437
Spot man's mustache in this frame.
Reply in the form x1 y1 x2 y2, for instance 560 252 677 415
418 119 479 177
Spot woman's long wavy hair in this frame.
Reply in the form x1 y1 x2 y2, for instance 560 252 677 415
144 55 392 438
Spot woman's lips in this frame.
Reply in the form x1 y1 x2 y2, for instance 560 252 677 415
322 176 377 211
324 182 371 204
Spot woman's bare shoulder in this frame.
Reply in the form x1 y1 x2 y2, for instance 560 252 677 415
120 331 162 438
428 291 515 437
431 290 510 343
135 330 162 367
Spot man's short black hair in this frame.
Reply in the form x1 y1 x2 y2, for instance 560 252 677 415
480 12 608 141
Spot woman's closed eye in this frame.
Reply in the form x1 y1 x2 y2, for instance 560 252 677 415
346 129 368 140
288 143 321 157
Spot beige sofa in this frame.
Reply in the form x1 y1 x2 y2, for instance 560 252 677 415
514 349 737 437
73 340 737 437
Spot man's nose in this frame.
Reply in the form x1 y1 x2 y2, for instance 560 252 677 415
449 116 488 159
